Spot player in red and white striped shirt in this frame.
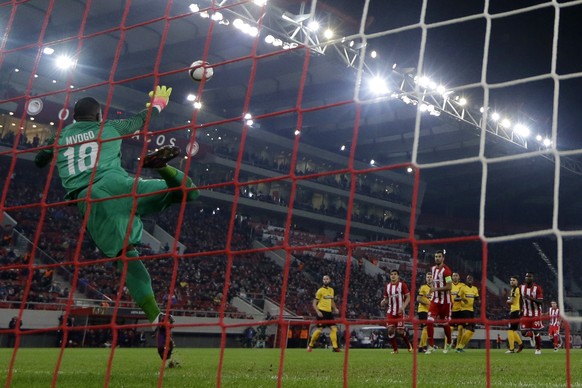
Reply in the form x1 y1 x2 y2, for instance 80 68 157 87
426 250 454 354
519 272 544 355
381 270 413 354
548 300 561 351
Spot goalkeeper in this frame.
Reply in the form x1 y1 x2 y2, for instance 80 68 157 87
35 85 198 363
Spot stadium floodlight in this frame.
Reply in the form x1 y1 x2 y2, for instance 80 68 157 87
189 3 200 12
193 101 202 110
543 138 552 147
307 20 319 31
244 113 252 120
199 11 210 18
368 76 390 95
419 103 429 112
324 29 333 39
500 119 511 129
14 68 19 72
265 34 275 44
42 47 54 55
246 119 254 126
52 79 57 83
491 112 500 121
458 97 467 106
401 96 413 105
370 50 377 59
513 124 530 137
436 85 446 95
418 76 431 88
55 55 75 70
340 145 346 151
186 94 196 101
536 134 543 141
370 159 375 166
294 129 300 136
406 167 414 173
211 12 223 21
253 0 267 5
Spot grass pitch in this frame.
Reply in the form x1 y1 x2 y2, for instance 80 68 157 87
1 347 581 387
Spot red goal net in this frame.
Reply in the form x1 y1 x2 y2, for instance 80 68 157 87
1 0 579 387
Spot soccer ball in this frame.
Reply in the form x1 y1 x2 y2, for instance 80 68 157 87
188 60 213 82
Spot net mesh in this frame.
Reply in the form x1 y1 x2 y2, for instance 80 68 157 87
0 0 579 387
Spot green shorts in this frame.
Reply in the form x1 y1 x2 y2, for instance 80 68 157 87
77 171 178 257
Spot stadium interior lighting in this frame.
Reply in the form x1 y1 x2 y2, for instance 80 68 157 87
370 50 377 59
244 113 252 120
55 55 75 70
491 112 500 121
193 101 202 110
323 29 333 39
246 119 254 126
368 76 390 95
294 129 300 136
406 167 414 173
253 0 268 5
340 145 346 151
458 97 467 106
186 94 196 101
265 34 275 44
42 47 54 55
536 134 543 141
307 20 319 31
513 124 530 137
189 3 200 12
500 119 511 129
419 103 429 112
211 11 223 21
370 159 375 166
14 68 19 72
543 138 552 147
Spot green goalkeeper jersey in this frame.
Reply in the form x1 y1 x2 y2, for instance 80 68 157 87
36 109 157 199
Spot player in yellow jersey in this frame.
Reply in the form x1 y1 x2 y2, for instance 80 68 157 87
455 275 480 352
307 275 341 352
450 272 466 348
506 275 524 353
417 272 433 352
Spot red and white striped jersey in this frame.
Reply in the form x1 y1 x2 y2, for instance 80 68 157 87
383 281 410 316
431 264 453 304
520 283 543 317
549 307 560 326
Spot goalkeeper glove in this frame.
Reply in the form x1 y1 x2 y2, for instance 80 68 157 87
146 85 172 112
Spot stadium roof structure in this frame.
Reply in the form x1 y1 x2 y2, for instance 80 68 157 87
2 0 582 232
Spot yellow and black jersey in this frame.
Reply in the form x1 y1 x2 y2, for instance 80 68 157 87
417 284 432 313
460 284 479 312
315 286 335 312
451 282 466 312
509 286 521 313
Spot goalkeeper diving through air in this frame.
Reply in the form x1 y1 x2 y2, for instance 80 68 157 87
35 85 199 364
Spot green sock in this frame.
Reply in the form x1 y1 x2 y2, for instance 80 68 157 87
118 250 160 322
157 166 199 201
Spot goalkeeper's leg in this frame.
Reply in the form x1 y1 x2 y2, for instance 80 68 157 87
117 247 160 322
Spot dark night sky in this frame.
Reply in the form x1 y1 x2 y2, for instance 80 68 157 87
312 0 582 149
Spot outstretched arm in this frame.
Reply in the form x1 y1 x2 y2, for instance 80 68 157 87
109 85 172 136
34 136 55 168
